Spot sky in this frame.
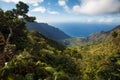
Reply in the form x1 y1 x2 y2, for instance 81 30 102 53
0 0 120 24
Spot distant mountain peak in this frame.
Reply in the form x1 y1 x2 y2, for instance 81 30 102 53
27 22 70 41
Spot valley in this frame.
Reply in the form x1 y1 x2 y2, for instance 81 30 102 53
0 1 120 80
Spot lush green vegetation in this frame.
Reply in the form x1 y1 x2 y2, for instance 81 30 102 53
0 1 120 80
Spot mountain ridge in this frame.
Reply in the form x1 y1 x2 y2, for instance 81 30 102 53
27 22 71 41
87 25 120 43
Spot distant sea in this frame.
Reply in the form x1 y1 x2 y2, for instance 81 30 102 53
50 22 118 37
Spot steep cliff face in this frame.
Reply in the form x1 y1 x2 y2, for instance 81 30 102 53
27 22 70 41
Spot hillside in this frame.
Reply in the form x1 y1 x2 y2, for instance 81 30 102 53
59 25 120 80
63 25 120 46
76 32 120 80
27 22 70 41
0 30 81 80
87 25 120 43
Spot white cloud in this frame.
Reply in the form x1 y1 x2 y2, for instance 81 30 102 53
73 0 120 15
48 11 59 15
97 18 114 23
31 7 46 13
2 0 44 6
58 0 66 6
35 14 120 23
64 6 71 13
84 17 116 23
58 0 71 13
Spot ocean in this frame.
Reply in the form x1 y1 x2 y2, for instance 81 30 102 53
50 22 118 37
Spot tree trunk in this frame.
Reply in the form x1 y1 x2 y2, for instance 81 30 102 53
0 26 13 69
0 52 5 69
0 32 5 69
6 27 12 45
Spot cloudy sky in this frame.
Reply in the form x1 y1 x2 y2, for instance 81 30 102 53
0 0 120 24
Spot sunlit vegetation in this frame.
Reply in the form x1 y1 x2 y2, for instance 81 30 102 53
0 1 120 80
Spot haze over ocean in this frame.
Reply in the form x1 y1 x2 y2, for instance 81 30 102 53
51 23 118 37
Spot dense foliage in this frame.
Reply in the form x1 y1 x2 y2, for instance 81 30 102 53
0 1 120 80
0 2 80 80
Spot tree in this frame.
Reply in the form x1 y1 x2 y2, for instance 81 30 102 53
24 16 36 22
0 1 36 68
14 1 36 22
97 52 120 80
16 1 29 16
112 31 118 38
